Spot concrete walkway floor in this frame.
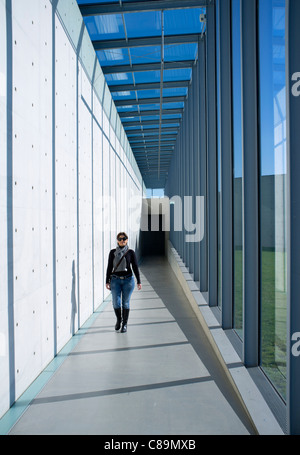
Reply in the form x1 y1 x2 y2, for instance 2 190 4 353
8 256 257 435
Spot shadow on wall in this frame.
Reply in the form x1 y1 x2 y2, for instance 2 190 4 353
70 260 77 336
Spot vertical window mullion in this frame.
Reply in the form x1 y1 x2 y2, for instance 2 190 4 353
241 0 259 367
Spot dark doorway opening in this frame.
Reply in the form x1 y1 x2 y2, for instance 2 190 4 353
141 214 165 256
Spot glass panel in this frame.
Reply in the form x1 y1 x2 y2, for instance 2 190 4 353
83 14 125 40
97 48 130 66
162 102 184 109
162 87 188 97
106 73 133 84
164 43 198 62
232 0 243 338
164 8 204 35
117 106 139 112
112 90 136 100
124 11 161 38
164 68 192 82
129 46 161 65
137 89 161 99
259 0 287 400
216 0 222 309
134 71 161 84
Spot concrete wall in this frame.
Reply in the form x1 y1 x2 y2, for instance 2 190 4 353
0 0 144 419
0 0 9 422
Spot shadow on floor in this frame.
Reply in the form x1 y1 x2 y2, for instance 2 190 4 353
140 254 257 435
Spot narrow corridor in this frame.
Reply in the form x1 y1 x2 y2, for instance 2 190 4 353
8 256 256 435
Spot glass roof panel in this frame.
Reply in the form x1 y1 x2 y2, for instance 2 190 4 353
134 71 161 84
106 73 133 84
129 46 161 65
97 48 130 66
139 104 161 111
164 43 198 62
164 8 204 35
164 68 192 81
122 116 156 123
124 11 161 38
137 89 161 99
83 14 125 40
117 105 139 112
76 0 206 189
162 102 184 109
163 87 188 97
112 90 136 99
162 114 182 120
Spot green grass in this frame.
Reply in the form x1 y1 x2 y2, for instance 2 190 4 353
233 249 287 400
233 248 243 336
261 249 287 399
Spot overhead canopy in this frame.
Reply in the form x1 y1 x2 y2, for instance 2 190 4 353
77 0 207 189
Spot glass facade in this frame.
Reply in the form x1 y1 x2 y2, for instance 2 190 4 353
216 0 222 309
232 0 243 338
258 0 287 399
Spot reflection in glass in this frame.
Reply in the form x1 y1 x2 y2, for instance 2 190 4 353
232 0 243 338
84 14 125 40
259 0 287 399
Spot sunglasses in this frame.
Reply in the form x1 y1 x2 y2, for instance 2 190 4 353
118 236 128 241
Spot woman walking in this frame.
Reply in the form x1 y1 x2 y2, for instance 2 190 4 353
106 232 142 332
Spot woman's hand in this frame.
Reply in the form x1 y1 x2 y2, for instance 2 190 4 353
137 284 142 291
106 283 111 290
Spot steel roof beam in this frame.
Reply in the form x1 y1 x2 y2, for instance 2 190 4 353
129 133 178 138
132 153 174 157
143 171 168 174
130 139 176 145
109 80 189 92
136 164 170 168
93 34 199 50
137 168 170 171
138 160 170 164
129 134 177 141
138 158 171 162
134 154 173 158
119 108 183 117
131 142 175 146
134 151 173 156
102 60 195 74
132 145 175 151
134 157 172 161
143 172 168 176
134 149 174 153
79 1 208 16
123 119 180 127
115 96 185 106
139 169 169 173
130 141 176 145
128 132 177 138
127 127 179 134
132 142 175 147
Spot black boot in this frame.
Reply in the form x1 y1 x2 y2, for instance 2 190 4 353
114 308 122 331
121 308 130 333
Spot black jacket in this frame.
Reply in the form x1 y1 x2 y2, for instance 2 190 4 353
106 249 141 284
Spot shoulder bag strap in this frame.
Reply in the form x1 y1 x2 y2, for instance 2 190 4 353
111 250 130 274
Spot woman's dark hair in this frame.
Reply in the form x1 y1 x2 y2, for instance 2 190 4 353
117 232 128 240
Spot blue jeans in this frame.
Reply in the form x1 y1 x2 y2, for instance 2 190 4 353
110 275 135 310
